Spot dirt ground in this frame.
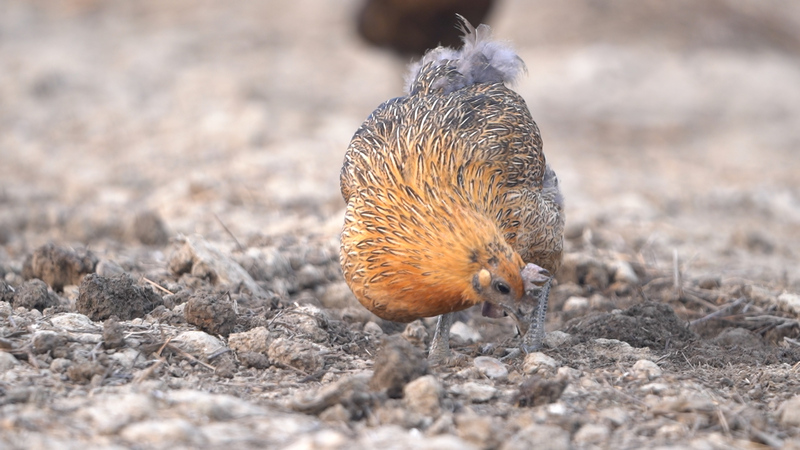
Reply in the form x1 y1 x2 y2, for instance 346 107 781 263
2 1 800 448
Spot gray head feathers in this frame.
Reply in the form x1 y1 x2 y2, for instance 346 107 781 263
404 15 526 95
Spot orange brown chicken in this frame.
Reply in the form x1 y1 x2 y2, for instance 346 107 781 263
340 17 564 364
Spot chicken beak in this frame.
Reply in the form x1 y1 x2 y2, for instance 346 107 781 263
501 263 552 346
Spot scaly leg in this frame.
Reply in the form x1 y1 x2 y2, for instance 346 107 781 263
428 312 454 366
521 278 552 353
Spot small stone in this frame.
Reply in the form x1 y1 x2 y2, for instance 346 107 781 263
513 376 568 407
318 281 359 310
238 351 270 369
363 321 384 337
296 264 326 289
0 351 19 371
697 276 721 290
228 326 271 355
563 296 588 312
369 336 428 398
556 366 581 381
780 395 800 427
450 321 481 344
22 243 97 292
473 356 508 379
319 403 351 423
131 210 170 246
632 359 662 379
51 312 97 331
778 292 800 315
184 291 237 337
450 382 497 403
13 279 59 311
610 260 639 284
403 374 443 416
284 305 330 343
95 259 125 277
600 407 629 427
108 348 139 369
501 424 570 450
77 273 162 321
544 331 572 349
49 357 72 373
402 320 428 347
173 331 226 359
456 414 501 448
268 337 323 373
103 316 126 349
32 330 67 354
522 352 558 374
574 423 610 445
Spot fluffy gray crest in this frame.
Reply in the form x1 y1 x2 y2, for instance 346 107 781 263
404 15 526 95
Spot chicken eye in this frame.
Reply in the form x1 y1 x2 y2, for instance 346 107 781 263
493 281 511 295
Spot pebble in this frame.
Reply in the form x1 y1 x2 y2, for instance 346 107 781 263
500 424 570 450
544 330 572 349
450 321 481 344
268 337 324 373
284 305 330 343
610 260 639 284
50 312 98 331
402 320 428 347
522 352 558 374
108 347 140 369
403 374 443 416
31 330 67 354
369 336 428 398
556 366 582 381
632 359 662 379
778 292 800 315
173 330 226 359
780 395 800 427
600 406 629 427
228 326 271 354
450 382 497 403
473 356 508 380
563 296 588 312
574 423 611 445
0 351 19 371
363 321 384 337
456 414 500 448
318 281 359 310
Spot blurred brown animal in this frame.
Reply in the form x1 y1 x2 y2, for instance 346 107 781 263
340 17 564 364
357 0 496 56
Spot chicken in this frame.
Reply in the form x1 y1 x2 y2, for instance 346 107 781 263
340 17 564 364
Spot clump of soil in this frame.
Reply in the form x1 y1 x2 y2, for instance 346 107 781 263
132 210 170 246
564 302 696 350
22 243 97 291
369 336 428 398
12 279 59 311
76 273 162 321
184 290 237 337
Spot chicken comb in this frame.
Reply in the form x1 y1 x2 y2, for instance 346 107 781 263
404 14 526 95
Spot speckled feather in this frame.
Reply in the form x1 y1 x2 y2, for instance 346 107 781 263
340 21 564 322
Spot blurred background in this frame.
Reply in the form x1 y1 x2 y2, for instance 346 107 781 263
1 0 799 285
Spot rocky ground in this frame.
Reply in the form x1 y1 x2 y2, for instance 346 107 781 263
2 1 800 449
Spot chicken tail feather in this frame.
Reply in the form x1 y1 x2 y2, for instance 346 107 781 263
405 14 526 95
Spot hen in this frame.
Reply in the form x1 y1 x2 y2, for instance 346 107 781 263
340 17 564 364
